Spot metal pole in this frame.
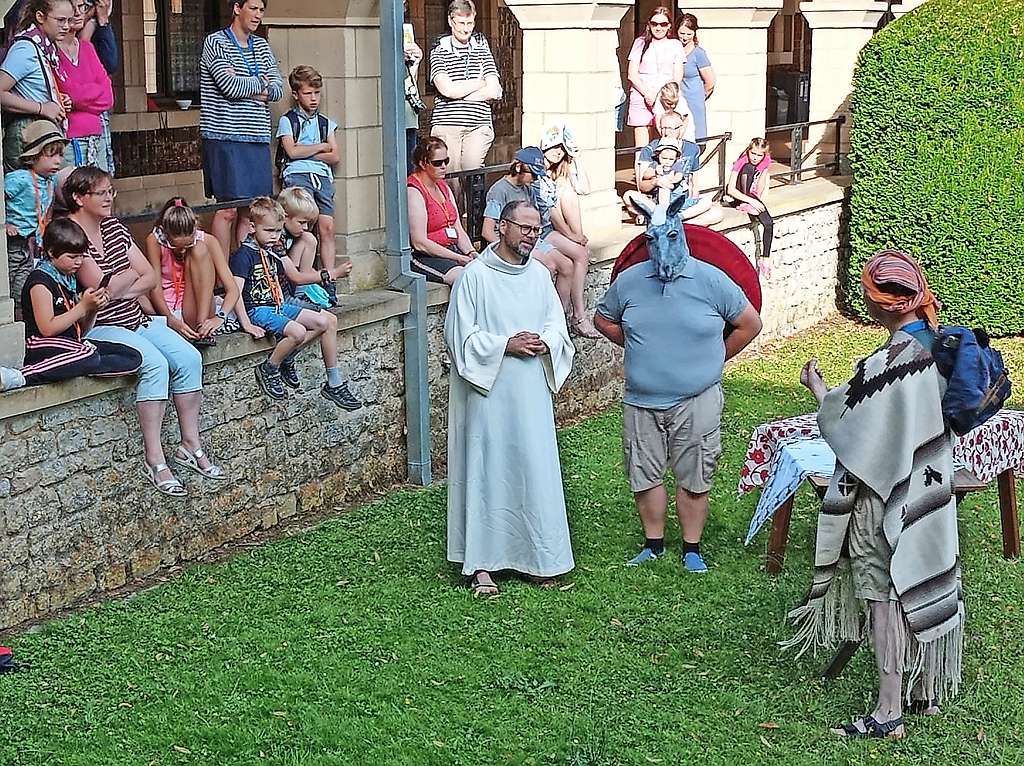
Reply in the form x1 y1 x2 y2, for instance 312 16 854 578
380 0 432 486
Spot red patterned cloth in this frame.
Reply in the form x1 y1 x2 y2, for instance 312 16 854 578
739 409 1024 495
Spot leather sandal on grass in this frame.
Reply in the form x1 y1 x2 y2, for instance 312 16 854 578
143 462 187 498
832 715 905 739
469 573 499 597
174 447 228 481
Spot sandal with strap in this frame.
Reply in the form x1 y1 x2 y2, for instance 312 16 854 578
469 573 499 597
174 447 228 481
143 462 187 498
832 715 905 739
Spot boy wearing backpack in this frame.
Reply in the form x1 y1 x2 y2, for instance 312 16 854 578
277 65 339 281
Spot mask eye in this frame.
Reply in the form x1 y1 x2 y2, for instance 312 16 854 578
644 234 655 242
667 230 679 239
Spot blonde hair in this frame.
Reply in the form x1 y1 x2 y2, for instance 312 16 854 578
277 186 319 220
248 196 285 225
745 137 770 153
658 81 680 112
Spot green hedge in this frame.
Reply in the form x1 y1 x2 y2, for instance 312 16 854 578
848 0 1024 334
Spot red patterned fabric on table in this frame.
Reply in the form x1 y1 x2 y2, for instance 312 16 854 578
738 409 1024 495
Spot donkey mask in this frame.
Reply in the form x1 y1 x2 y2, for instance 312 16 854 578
631 194 692 282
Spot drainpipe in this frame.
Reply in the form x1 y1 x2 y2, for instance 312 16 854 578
380 0 432 486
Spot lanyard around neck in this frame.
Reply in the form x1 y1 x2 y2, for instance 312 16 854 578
257 247 284 307
224 27 259 78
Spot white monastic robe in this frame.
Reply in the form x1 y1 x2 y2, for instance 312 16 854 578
445 244 576 577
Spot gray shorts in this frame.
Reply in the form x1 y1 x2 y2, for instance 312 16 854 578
622 384 724 494
282 171 336 216
849 486 893 602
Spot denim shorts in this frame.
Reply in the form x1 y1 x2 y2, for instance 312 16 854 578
249 303 303 335
282 172 336 216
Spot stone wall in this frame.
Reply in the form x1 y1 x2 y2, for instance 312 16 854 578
0 181 845 631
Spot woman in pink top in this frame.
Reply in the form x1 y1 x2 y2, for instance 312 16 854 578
56 0 112 170
626 6 685 148
144 197 243 346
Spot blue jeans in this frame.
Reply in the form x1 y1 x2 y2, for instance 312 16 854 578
87 317 203 401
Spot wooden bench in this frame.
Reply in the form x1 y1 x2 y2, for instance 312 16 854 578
765 467 1021 575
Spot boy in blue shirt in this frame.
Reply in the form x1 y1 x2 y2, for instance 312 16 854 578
277 65 340 290
230 197 360 409
4 120 66 319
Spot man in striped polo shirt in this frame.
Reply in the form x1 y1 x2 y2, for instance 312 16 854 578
428 0 501 187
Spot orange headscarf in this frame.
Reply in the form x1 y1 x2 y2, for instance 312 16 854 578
861 249 941 330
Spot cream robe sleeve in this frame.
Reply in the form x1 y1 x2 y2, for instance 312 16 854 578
443 270 510 396
537 273 575 394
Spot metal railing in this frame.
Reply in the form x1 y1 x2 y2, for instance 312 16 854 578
119 197 254 226
765 115 846 185
615 131 734 201
445 162 514 244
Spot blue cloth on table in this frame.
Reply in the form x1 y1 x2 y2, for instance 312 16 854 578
744 437 835 545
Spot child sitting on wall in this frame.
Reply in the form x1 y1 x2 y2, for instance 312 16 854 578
275 186 351 309
4 120 66 320
144 197 246 346
229 196 361 409
623 139 692 223
20 218 142 385
277 65 340 301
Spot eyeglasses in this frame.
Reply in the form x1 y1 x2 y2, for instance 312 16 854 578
47 14 73 27
649 21 670 28
429 157 451 167
86 187 117 198
501 219 542 237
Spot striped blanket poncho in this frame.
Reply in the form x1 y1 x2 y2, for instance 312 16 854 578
782 331 964 701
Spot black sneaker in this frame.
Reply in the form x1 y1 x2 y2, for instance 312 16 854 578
321 381 362 411
279 360 301 389
255 362 287 400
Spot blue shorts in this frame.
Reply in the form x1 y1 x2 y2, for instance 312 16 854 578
282 171 336 216
249 303 303 335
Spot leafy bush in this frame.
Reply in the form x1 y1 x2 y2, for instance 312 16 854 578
848 0 1024 334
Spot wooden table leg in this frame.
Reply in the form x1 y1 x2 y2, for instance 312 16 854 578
766 495 795 575
997 468 1020 560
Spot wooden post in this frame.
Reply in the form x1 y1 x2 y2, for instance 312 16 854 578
766 494 795 574
997 468 1021 560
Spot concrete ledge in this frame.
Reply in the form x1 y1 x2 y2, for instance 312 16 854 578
592 174 852 267
0 286 414 421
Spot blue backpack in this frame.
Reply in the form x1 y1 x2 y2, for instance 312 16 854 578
931 326 1012 436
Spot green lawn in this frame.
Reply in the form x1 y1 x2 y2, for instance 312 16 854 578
2 320 1022 765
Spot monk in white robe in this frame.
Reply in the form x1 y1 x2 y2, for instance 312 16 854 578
444 200 576 595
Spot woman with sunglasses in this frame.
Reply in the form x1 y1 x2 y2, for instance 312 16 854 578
0 0 75 169
407 136 477 286
626 6 685 149
144 196 243 347
64 166 226 498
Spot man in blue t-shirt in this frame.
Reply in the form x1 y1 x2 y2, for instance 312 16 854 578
594 246 762 572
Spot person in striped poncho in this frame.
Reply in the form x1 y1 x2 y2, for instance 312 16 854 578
785 250 964 739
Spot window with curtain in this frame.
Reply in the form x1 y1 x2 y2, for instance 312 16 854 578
144 0 228 98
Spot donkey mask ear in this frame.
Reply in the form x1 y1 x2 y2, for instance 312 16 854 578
631 193 655 220
666 192 690 220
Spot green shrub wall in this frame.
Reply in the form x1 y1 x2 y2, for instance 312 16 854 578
848 0 1024 334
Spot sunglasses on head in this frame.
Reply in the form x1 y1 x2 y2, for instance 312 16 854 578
429 157 451 167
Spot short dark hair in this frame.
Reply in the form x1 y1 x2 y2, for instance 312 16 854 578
41 218 91 260
289 65 322 91
499 199 538 223
231 0 266 16
62 166 112 213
